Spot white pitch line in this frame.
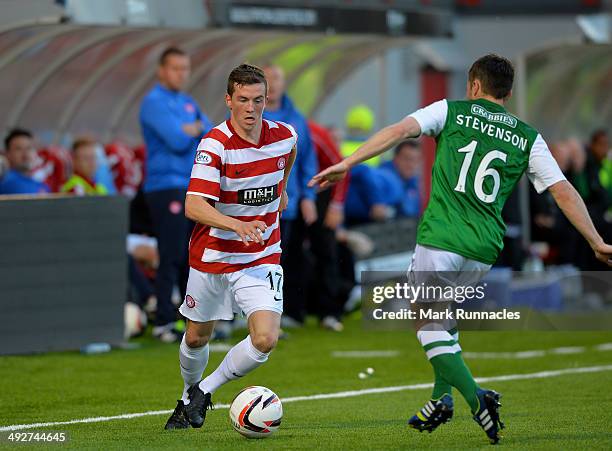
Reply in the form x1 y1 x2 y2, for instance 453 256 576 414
550 346 585 355
2 364 612 432
462 350 546 359
335 343 612 360
331 350 401 358
463 344 603 359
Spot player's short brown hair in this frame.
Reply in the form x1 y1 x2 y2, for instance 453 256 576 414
159 46 187 66
227 64 267 97
71 136 96 154
468 54 514 100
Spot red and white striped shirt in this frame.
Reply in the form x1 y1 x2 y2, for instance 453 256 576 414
187 119 297 274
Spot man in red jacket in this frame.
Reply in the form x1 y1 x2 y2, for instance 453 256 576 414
300 121 350 330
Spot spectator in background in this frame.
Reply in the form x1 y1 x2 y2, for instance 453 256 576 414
262 63 318 327
61 137 107 195
341 104 380 166
139 46 212 342
30 145 71 193
262 64 318 235
531 138 587 266
0 128 49 195
342 106 397 225
106 142 143 198
598 137 612 202
94 142 117 195
300 121 349 331
573 130 612 269
378 140 422 218
576 130 610 214
344 164 392 225
309 121 349 229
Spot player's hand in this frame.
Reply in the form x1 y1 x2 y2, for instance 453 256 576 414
300 199 318 226
324 204 344 230
592 241 612 267
370 204 391 222
233 220 268 246
278 190 288 214
308 161 349 189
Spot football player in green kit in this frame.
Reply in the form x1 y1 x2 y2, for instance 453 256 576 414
309 54 612 444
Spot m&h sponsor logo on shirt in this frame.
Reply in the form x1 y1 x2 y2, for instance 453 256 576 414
238 185 278 206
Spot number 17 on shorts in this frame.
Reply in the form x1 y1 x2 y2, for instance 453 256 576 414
266 268 283 303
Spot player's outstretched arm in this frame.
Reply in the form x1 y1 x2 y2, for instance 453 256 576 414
308 116 422 188
185 194 267 246
549 180 612 266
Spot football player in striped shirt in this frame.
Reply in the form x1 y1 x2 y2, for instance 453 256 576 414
165 64 297 430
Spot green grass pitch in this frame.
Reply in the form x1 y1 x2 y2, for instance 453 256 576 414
1 316 612 450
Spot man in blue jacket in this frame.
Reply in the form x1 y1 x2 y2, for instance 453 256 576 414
344 164 391 225
262 64 318 326
140 47 212 342
0 128 49 195
377 140 421 218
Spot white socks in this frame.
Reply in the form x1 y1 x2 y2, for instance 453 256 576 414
179 336 209 405
417 323 461 360
450 330 459 343
198 336 269 394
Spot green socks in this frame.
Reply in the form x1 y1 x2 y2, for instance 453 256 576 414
431 365 453 400
418 326 479 412
430 352 479 412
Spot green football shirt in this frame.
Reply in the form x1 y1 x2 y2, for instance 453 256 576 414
410 98 565 265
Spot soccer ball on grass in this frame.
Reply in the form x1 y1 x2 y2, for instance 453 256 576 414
229 386 282 438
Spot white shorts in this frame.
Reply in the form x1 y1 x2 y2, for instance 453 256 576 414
408 244 491 296
179 264 284 323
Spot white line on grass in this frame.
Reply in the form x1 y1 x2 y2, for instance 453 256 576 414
463 344 606 359
334 343 612 360
2 364 612 432
462 350 546 359
331 350 401 358
550 346 585 354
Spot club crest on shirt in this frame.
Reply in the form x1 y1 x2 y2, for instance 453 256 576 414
185 295 196 308
184 103 195 113
277 157 286 169
195 151 213 165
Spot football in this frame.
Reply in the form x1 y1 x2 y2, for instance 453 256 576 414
229 386 282 438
